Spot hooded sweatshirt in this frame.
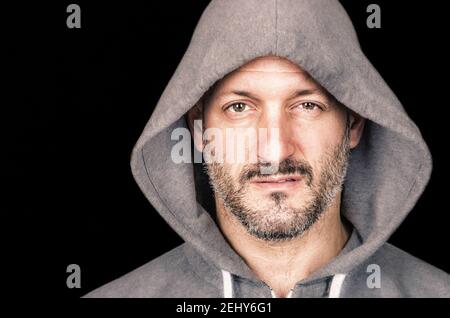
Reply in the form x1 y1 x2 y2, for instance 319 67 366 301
85 0 450 298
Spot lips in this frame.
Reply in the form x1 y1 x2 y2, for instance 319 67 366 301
249 175 303 191
250 175 302 184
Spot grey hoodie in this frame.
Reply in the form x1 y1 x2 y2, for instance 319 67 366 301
85 0 450 298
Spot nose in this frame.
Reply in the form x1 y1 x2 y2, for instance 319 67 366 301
257 110 295 166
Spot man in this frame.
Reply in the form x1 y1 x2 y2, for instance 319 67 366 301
86 0 450 297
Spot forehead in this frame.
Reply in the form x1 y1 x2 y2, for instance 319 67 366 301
208 56 325 99
237 56 306 74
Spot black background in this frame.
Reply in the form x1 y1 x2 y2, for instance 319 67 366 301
4 1 449 299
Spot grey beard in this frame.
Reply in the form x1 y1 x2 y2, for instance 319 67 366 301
205 122 350 242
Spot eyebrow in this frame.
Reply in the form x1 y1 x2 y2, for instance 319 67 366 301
226 89 323 101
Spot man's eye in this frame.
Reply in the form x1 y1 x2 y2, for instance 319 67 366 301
227 102 249 113
299 102 321 110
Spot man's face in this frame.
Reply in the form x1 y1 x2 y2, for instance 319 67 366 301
192 56 357 241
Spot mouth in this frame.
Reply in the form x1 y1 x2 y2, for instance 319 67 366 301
250 175 303 190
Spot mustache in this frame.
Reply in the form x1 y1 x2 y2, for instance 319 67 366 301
239 158 314 186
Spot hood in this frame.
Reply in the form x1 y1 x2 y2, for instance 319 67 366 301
130 0 432 283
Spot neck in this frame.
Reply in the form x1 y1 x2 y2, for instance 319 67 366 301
216 192 349 298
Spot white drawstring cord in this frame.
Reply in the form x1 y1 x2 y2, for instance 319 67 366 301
221 269 233 298
328 273 346 298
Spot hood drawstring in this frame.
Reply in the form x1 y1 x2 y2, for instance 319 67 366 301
222 269 346 298
328 273 347 298
221 269 233 298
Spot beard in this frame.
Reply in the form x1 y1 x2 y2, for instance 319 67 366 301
204 122 351 242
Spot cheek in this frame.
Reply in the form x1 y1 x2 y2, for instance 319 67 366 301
230 164 244 179
291 119 345 165
218 163 246 186
209 127 260 164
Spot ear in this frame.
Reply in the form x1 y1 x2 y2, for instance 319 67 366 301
347 109 366 149
186 102 204 153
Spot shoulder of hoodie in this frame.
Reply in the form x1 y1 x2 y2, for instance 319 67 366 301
83 243 219 298
346 242 450 297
